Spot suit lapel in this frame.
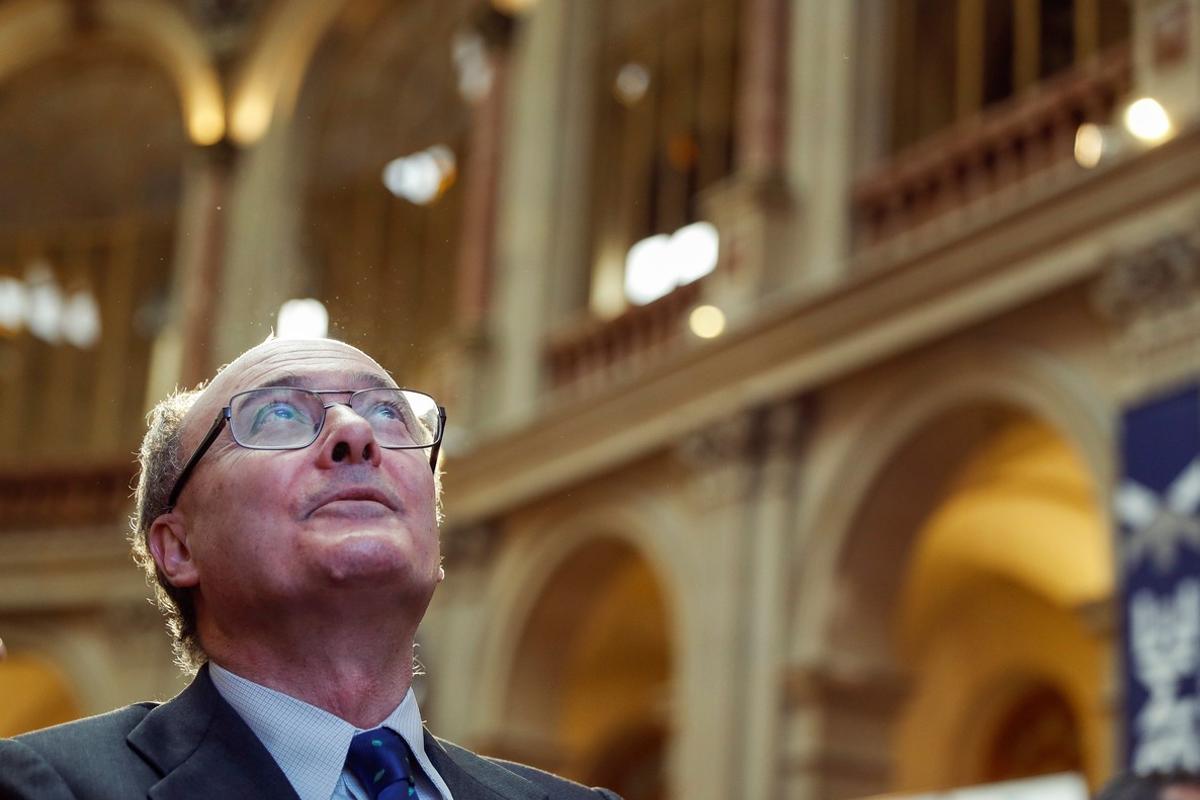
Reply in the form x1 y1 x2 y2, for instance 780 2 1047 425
127 664 300 800
424 733 548 800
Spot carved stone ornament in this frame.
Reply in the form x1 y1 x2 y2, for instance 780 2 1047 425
1092 229 1200 393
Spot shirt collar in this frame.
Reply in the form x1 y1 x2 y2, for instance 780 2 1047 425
209 661 450 800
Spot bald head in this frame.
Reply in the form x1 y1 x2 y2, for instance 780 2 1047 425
179 338 397 452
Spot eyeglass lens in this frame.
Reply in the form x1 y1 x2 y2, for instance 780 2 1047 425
229 388 440 449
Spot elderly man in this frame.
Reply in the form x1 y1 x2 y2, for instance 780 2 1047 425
0 338 618 800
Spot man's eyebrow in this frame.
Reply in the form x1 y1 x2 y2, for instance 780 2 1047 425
257 372 395 390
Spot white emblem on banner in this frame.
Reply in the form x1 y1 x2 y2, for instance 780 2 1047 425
1116 458 1200 572
1129 579 1200 772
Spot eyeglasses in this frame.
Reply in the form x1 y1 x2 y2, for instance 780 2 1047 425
166 387 446 511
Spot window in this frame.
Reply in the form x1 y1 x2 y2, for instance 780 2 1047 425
585 0 740 314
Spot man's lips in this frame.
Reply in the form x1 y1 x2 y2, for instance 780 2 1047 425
304 486 400 519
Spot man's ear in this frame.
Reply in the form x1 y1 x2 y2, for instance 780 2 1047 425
148 514 201 589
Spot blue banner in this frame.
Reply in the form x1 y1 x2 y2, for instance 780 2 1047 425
1118 384 1200 772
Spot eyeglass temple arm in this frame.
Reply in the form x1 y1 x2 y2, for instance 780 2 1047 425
166 409 230 510
428 407 447 471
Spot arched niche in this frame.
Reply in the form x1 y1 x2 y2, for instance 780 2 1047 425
0 0 223 145
477 529 675 800
791 344 1114 798
0 649 81 736
0 36 186 462
892 418 1113 791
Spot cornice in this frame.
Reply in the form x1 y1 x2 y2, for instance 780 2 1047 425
444 126 1200 526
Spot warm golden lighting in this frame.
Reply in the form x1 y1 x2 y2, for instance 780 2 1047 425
689 304 725 339
1124 97 1172 144
229 91 272 146
1073 123 1105 169
188 102 225 146
491 0 539 13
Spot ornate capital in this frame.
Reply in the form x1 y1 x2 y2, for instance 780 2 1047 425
1092 229 1200 396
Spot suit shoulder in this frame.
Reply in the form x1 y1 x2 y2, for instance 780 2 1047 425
13 702 156 753
438 739 621 800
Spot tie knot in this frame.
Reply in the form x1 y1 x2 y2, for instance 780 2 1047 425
346 727 416 800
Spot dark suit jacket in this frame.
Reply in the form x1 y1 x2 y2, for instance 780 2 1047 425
0 666 619 800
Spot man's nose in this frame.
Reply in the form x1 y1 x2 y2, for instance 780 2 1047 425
316 404 383 468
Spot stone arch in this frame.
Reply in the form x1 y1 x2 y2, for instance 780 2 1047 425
226 0 347 143
0 0 224 144
789 342 1114 796
473 493 693 794
793 341 1113 667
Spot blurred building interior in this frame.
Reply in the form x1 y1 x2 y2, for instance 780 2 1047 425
1 0 1199 797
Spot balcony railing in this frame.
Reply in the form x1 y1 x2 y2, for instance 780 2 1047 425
852 45 1132 250
0 463 135 531
544 280 704 394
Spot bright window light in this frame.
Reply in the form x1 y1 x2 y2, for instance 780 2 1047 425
1124 97 1172 144
277 298 329 339
623 222 720 306
672 222 719 283
60 291 101 348
624 234 674 305
0 277 25 333
382 145 457 205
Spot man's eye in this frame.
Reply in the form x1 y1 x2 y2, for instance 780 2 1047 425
369 403 402 420
252 402 307 430
269 404 297 420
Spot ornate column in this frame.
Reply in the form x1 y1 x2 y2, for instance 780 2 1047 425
701 0 796 319
779 661 910 799
671 411 760 800
737 397 808 799
670 396 809 798
144 140 237 403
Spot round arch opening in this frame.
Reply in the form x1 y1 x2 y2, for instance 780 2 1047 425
499 537 673 800
827 405 1113 796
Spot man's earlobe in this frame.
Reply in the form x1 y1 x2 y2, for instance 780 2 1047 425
148 514 201 589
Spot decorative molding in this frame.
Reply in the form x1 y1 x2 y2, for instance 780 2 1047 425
784 661 911 718
1092 228 1200 397
445 125 1200 529
0 464 134 533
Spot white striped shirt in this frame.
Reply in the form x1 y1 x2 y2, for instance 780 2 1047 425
209 663 453 800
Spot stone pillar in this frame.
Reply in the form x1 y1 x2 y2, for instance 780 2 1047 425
671 399 808 799
671 412 759 799
213 117 312 364
449 12 514 437
780 662 909 800
701 0 797 320
144 141 236 402
482 0 578 433
1131 0 1200 129
738 398 808 799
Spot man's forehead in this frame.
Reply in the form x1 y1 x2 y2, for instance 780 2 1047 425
182 338 395 443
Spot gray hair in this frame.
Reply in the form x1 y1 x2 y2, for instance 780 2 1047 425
129 387 206 674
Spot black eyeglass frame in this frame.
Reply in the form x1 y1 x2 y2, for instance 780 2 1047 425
165 388 447 512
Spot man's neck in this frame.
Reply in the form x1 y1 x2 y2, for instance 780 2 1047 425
201 616 417 728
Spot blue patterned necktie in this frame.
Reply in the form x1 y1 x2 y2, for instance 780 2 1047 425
345 727 419 800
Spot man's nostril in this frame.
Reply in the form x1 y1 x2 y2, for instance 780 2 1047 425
332 441 350 462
